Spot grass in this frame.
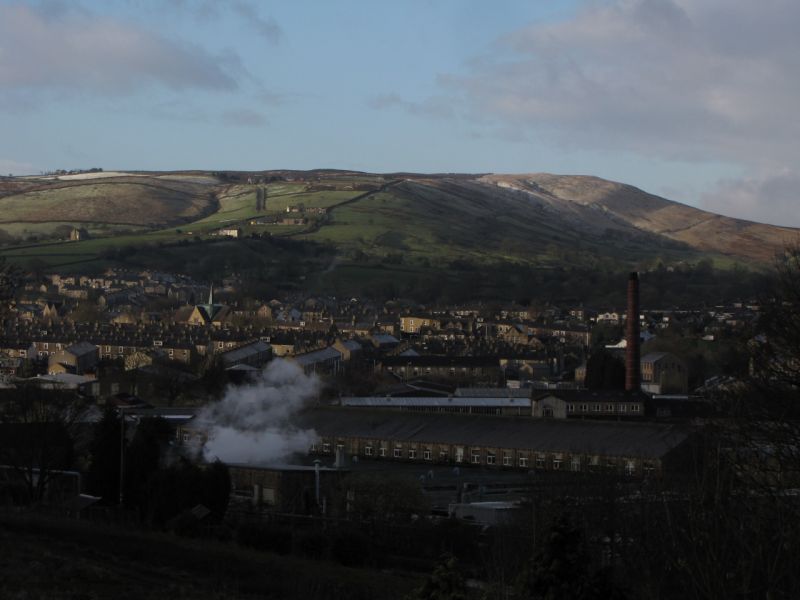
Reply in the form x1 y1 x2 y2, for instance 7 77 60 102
0 512 420 600
0 177 214 227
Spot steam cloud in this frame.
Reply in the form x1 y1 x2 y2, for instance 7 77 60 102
198 359 319 464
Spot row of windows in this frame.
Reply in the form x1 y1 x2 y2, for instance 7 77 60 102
388 366 485 375
566 403 641 413
316 442 651 474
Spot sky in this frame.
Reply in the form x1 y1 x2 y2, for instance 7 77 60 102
1 0 798 226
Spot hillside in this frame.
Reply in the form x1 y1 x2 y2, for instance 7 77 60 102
301 173 797 267
0 174 218 238
0 513 417 600
480 174 798 263
0 170 796 277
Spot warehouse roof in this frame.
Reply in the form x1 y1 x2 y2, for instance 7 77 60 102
299 408 690 459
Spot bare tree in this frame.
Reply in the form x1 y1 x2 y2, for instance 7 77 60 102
0 384 88 503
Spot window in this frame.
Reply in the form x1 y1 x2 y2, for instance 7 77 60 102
455 448 464 463
519 456 529 468
580 404 588 412
322 443 331 453
503 453 512 466
439 450 448 461
625 461 636 476
592 404 601 412
365 446 373 456
471 451 481 464
118 346 124 353
631 404 641 412
553 458 562 471
535 456 545 469
486 453 496 465
393 447 403 458
571 457 581 472
43 343 48 350
605 404 613 412
408 449 417 459
379 447 387 457
182 432 189 442
336 444 344 454
543 407 554 418
619 404 627 413
567 404 575 413
423 449 432 460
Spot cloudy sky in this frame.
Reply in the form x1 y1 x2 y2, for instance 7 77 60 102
1 0 797 226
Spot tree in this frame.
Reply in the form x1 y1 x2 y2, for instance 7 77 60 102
407 553 467 600
123 416 173 511
0 385 86 503
0 255 21 322
85 405 123 504
143 459 230 528
517 516 627 600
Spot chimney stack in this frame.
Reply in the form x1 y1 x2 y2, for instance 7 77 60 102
625 272 640 392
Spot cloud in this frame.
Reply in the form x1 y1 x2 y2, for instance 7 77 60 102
256 90 302 107
153 0 282 43
448 0 800 162
220 108 268 127
0 158 38 176
429 0 800 223
0 3 241 95
148 102 268 127
702 171 800 228
368 93 454 119
230 0 282 43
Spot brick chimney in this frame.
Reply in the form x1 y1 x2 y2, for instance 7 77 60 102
625 272 640 392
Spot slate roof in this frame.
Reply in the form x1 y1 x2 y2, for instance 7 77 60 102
455 387 530 398
298 408 689 459
341 396 532 409
293 346 342 367
220 340 271 365
65 341 98 357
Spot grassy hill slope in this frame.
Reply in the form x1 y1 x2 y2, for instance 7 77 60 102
0 513 418 600
480 174 799 263
0 170 796 277
0 175 218 233
302 176 728 268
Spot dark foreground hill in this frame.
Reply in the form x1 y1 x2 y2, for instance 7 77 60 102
0 512 418 600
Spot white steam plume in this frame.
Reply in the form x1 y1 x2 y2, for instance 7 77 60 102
198 359 319 464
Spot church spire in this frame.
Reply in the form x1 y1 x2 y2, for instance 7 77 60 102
208 283 214 305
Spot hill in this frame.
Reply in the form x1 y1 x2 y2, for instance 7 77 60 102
0 173 218 240
301 173 797 268
0 170 796 281
0 513 417 600
480 174 798 263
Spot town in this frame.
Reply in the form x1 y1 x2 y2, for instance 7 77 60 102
2 257 796 599
3 0 799 597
